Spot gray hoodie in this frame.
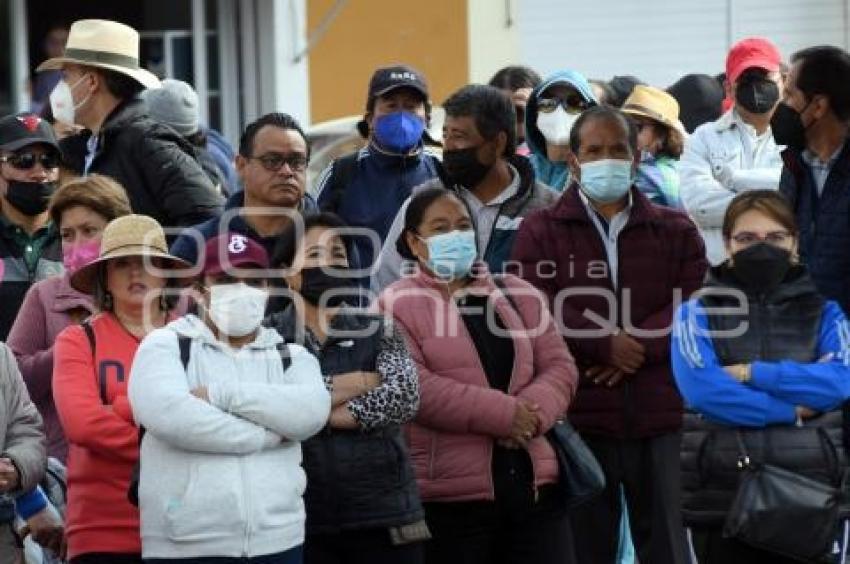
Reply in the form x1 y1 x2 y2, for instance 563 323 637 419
128 315 330 559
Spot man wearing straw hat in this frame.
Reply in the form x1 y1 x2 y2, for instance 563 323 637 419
38 19 223 229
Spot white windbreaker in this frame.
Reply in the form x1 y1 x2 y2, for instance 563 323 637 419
679 109 784 265
128 315 330 559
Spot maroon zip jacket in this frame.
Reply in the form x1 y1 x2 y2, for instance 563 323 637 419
509 184 707 438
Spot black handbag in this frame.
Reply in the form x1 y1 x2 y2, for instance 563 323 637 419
722 431 841 562
546 419 606 507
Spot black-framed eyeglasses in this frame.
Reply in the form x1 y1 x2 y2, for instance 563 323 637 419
0 151 60 170
537 95 589 115
731 230 792 246
249 153 308 172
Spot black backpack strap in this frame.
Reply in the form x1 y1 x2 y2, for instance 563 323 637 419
81 319 109 405
492 275 520 315
321 152 359 213
276 341 292 372
177 335 192 369
81 319 96 358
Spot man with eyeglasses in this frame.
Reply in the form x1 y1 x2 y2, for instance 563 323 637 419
171 112 317 266
524 70 599 192
0 113 63 340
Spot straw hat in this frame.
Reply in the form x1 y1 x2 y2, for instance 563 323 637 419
70 215 190 294
622 85 687 143
37 19 160 89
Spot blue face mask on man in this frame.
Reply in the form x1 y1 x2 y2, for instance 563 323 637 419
578 159 634 204
373 111 425 153
420 229 477 280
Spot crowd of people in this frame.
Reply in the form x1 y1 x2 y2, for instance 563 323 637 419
2 15 850 564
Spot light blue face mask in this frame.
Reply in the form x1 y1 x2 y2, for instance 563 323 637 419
421 229 477 280
578 158 634 203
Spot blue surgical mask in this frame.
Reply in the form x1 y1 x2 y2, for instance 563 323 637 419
578 159 634 203
420 229 477 280
373 111 425 153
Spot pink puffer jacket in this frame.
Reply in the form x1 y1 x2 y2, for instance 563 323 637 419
379 269 578 502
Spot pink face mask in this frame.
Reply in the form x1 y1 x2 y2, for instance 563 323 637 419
62 240 101 273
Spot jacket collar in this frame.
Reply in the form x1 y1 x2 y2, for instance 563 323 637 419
99 98 146 134
439 154 538 205
404 262 497 298
549 183 660 227
704 263 821 303
713 109 737 133
782 136 850 180
52 272 95 313
364 141 428 169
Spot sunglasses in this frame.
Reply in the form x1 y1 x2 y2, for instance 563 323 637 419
537 96 590 115
1 151 60 170
250 153 308 173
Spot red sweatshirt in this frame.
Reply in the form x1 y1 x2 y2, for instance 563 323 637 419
53 313 142 559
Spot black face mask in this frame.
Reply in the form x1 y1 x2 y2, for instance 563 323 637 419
443 146 492 188
299 266 360 307
771 101 810 150
731 242 792 293
735 76 780 114
4 180 56 216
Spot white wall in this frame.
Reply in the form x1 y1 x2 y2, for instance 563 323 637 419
518 0 850 88
467 0 521 83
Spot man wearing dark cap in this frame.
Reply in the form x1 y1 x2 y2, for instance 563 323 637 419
315 64 440 270
680 37 785 265
0 113 63 340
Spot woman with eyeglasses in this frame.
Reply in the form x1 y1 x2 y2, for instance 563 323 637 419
672 190 850 563
378 187 578 564
7 174 131 463
523 70 598 191
0 112 64 341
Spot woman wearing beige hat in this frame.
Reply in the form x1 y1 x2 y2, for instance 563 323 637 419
622 85 688 208
52 214 188 564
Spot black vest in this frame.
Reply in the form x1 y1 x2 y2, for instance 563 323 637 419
267 308 423 534
681 266 848 525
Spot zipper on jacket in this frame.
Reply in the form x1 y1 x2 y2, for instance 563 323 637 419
237 354 252 556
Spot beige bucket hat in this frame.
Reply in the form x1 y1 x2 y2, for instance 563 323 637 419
37 19 161 89
622 85 688 145
70 214 190 294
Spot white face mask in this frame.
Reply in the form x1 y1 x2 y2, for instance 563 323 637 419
536 106 579 146
207 282 268 337
49 75 91 125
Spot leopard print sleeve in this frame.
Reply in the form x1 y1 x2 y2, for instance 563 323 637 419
347 321 420 431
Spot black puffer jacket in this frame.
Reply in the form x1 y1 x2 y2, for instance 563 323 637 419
681 266 849 525
60 99 223 227
267 307 423 534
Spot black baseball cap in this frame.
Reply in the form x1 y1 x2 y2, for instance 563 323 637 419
0 113 60 153
366 64 429 107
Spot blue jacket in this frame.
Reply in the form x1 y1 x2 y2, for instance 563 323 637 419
170 190 318 265
672 299 850 427
315 144 441 268
779 140 850 314
204 127 240 196
525 70 598 191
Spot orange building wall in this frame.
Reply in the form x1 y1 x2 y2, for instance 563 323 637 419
307 0 469 124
